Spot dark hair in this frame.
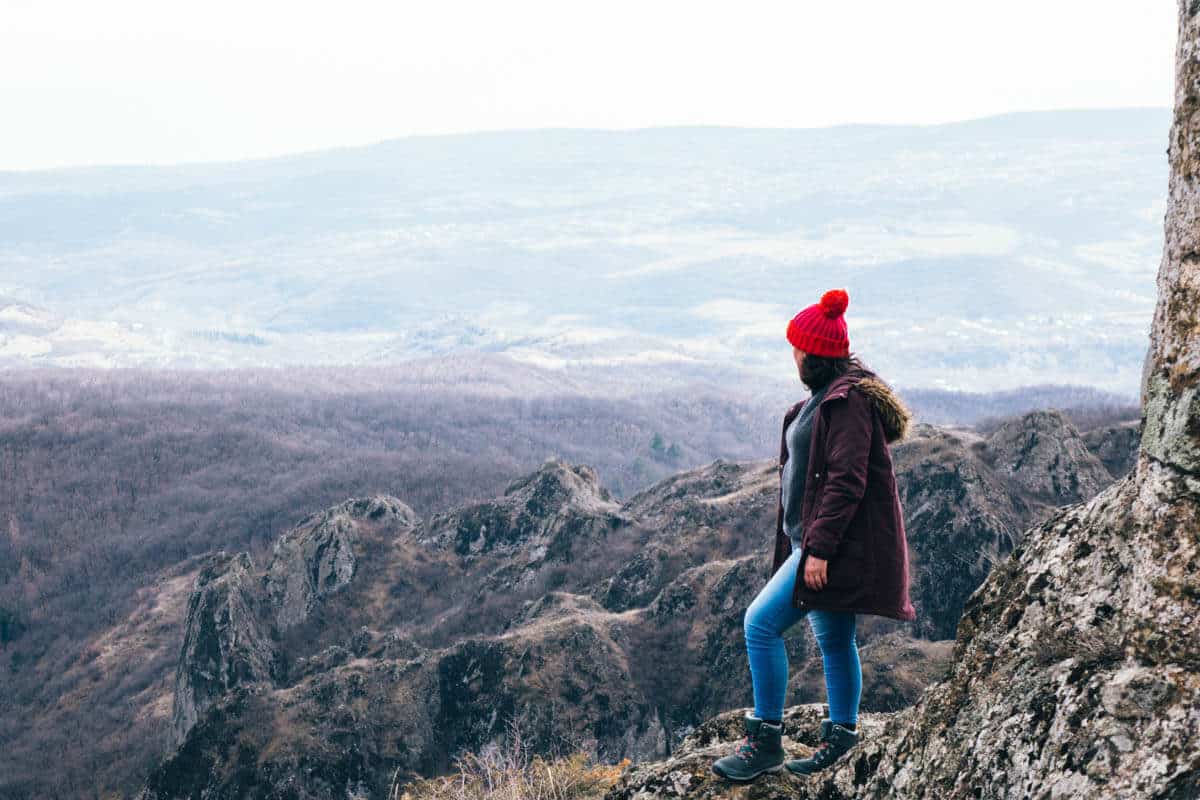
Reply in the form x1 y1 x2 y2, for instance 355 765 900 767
800 352 871 392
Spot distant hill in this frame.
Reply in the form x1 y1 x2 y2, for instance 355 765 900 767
0 109 1168 395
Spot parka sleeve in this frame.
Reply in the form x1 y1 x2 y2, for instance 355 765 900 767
803 387 872 560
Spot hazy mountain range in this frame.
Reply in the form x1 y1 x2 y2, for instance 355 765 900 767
0 108 1169 395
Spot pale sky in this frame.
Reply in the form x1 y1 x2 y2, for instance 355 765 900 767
0 0 1178 170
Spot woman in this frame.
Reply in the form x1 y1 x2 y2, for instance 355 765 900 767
712 288 916 783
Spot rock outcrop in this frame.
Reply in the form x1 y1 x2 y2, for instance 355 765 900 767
1140 3 1200 482
891 424 1023 640
265 496 418 631
985 409 1113 505
141 399 1144 798
418 459 629 593
170 496 419 747
1084 418 1142 478
170 551 279 747
594 545 672 612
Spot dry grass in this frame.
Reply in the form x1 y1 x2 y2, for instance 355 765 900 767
391 714 629 800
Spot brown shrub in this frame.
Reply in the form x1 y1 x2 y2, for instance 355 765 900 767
391 713 628 800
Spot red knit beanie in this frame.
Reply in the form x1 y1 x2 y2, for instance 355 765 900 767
786 288 850 357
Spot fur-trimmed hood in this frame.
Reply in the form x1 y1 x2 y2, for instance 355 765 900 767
852 374 912 444
784 369 913 445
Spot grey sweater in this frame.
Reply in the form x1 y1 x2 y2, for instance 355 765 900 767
781 384 829 549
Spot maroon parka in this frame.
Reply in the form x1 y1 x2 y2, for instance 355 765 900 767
769 368 917 622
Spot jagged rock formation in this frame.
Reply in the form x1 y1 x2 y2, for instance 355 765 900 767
419 459 629 594
132 459 817 797
604 416 1118 646
594 545 672 612
849 632 955 714
891 424 1024 640
170 551 279 747
265 496 418 630
169 496 421 748
139 400 1140 798
609 4 1200 796
860 410 1120 641
420 460 624 556
618 458 760 527
1083 418 1142 478
985 409 1113 504
856 458 1197 798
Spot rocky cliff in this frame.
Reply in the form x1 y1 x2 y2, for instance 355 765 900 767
134 392 1138 799
985 409 1114 505
265 496 420 631
170 551 280 747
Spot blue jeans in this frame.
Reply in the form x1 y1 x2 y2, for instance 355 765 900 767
743 545 861 723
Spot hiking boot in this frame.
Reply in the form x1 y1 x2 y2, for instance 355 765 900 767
784 718 858 775
711 714 785 782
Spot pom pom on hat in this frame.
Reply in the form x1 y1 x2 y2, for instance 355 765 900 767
819 288 849 319
786 287 851 357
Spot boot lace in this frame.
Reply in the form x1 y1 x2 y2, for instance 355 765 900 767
735 733 759 761
812 739 835 763
810 727 854 766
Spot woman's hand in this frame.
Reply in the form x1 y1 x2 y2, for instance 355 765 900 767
804 555 828 590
